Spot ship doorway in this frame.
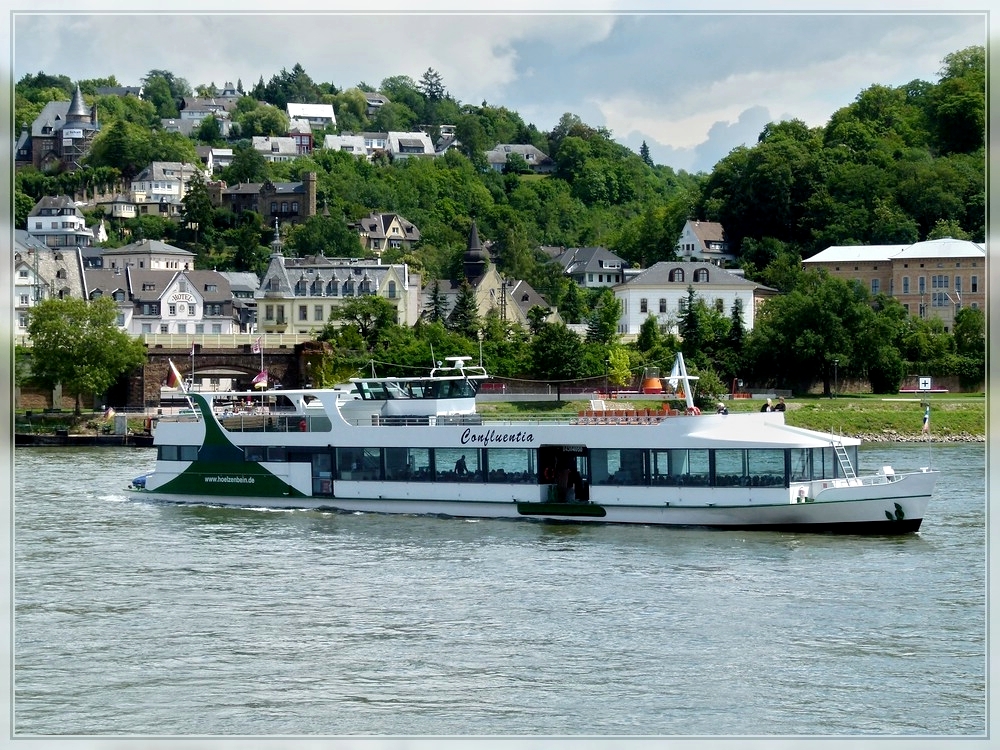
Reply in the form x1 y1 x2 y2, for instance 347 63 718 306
538 445 590 502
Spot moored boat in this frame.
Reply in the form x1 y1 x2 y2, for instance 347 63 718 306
128 354 937 534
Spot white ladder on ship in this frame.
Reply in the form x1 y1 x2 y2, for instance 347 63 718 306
833 442 857 480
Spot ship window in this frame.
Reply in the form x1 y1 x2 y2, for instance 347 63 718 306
713 449 746 487
747 449 786 486
336 447 381 480
590 448 645 486
485 448 536 484
266 446 287 462
180 445 199 461
789 448 811 482
159 445 179 461
434 448 482 482
666 449 710 486
384 447 431 481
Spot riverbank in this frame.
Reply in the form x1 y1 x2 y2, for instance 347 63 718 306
478 393 987 443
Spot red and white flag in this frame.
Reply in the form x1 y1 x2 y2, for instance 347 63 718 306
251 370 268 386
167 360 186 392
251 336 262 354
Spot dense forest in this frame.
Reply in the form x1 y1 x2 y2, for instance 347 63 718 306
13 47 985 400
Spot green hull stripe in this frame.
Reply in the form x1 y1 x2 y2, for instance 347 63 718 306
517 502 607 517
161 395 306 497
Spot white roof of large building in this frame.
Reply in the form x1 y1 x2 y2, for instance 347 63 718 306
287 103 335 120
803 245 908 263
805 238 984 264
893 237 985 259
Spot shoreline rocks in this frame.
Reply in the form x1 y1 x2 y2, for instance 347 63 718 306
855 431 984 443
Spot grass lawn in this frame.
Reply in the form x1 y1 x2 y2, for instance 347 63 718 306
477 392 985 439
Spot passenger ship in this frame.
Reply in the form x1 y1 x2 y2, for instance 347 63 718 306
129 354 937 534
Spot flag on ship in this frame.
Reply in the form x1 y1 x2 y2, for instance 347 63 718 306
921 404 930 434
167 360 186 392
251 336 262 354
251 370 268 386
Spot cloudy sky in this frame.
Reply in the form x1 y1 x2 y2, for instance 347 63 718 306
9 4 987 174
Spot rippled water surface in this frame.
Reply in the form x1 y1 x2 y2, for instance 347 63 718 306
13 444 985 737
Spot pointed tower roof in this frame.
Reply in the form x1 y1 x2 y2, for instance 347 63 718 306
66 84 90 120
463 220 488 283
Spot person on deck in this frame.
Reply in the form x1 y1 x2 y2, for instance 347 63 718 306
774 397 786 412
760 398 773 412
455 455 468 476
717 402 729 415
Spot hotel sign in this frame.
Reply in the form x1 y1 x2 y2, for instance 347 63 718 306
63 128 84 139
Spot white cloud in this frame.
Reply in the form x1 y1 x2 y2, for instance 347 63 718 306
11 10 987 172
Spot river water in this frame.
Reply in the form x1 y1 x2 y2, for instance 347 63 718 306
12 443 986 741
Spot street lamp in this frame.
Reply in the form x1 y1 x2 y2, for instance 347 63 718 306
833 359 839 399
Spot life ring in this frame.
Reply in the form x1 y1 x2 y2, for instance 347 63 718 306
686 406 701 416
543 467 554 482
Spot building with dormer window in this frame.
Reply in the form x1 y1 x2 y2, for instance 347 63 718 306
130 161 203 218
553 246 630 288
14 230 88 343
676 220 736 266
86 267 238 335
353 212 422 256
26 195 94 248
24 84 101 172
286 102 336 130
614 261 776 336
255 229 421 334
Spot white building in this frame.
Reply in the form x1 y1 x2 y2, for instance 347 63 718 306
26 195 94 248
86 267 239 335
99 238 197 272
286 102 336 129
322 133 368 157
14 230 88 343
615 261 776 336
676 220 736 266
130 162 203 215
387 131 435 159
251 136 298 162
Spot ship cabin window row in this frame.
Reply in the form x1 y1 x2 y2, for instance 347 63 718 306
158 444 856 489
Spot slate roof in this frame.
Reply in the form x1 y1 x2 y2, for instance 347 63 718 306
554 246 627 275
28 195 82 217
31 101 70 138
100 239 196 259
625 261 769 289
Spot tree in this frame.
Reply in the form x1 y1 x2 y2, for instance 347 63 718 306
196 115 224 144
745 271 870 395
423 279 448 324
181 170 216 247
530 322 586 382
285 215 363 257
526 305 551 336
223 142 270 185
26 297 146 414
639 140 654 167
418 68 446 102
585 288 620 344
15 190 35 229
448 279 481 339
329 295 400 352
86 119 151 178
951 305 983 355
